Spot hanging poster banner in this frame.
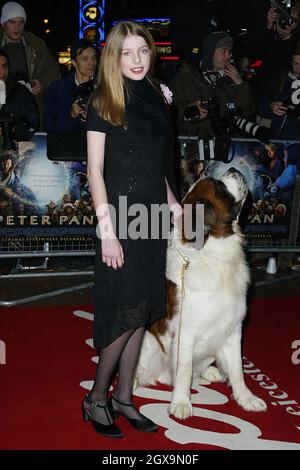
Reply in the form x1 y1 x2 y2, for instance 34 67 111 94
0 133 96 242
179 138 299 239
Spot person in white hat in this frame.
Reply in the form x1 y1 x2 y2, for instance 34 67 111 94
0 1 61 128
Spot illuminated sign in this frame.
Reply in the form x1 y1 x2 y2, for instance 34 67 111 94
111 18 178 60
79 0 105 42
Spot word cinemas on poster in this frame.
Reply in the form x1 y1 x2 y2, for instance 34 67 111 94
0 134 97 242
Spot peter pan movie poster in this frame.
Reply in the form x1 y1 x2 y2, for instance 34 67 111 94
0 134 96 242
180 138 299 240
0 135 299 243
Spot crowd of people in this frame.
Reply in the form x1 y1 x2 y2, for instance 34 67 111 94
0 1 300 149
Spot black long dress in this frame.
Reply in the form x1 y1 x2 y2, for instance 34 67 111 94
86 77 175 349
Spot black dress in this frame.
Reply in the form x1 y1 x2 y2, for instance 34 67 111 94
86 77 175 349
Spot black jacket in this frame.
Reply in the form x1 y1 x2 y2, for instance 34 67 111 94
258 68 300 140
0 73 39 132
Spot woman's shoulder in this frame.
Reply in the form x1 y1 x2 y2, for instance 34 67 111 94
86 104 119 134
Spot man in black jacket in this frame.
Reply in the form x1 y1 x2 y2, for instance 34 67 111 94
246 2 300 99
258 43 300 140
0 48 38 147
0 1 61 128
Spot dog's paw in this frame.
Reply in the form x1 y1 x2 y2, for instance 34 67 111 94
168 401 193 420
236 392 267 412
202 366 226 383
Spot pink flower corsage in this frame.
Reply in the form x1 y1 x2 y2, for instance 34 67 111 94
160 83 173 104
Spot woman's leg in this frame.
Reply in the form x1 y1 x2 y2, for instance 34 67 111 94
112 326 147 420
86 328 136 424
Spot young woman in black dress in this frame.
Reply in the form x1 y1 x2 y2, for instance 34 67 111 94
83 20 181 438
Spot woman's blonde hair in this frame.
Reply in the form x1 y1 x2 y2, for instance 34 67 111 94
92 21 156 127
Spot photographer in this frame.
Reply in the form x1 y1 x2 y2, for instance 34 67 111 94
44 39 97 133
258 42 300 139
0 2 61 129
247 1 300 99
170 31 255 137
0 48 38 147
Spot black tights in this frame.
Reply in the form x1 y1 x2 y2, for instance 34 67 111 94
87 326 145 424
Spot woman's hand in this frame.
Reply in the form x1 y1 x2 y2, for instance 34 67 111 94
101 238 124 269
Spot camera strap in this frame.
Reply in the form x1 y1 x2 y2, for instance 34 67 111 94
203 70 225 87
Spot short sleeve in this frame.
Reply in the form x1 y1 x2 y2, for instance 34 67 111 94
85 104 117 134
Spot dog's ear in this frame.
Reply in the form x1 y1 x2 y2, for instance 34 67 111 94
181 178 219 243
182 198 218 242
211 178 237 220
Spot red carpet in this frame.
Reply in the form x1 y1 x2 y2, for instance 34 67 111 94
0 298 300 450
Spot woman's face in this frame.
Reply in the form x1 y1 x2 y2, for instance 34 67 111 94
73 47 97 81
120 34 151 80
0 55 9 81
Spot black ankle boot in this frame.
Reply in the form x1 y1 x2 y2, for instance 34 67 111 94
109 394 158 433
82 395 123 438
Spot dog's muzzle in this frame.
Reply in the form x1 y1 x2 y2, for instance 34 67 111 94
220 168 248 203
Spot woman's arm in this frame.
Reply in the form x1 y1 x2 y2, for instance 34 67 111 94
87 130 124 268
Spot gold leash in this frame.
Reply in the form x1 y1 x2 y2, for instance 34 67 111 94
175 249 190 375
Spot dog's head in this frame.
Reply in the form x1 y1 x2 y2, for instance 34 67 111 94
181 168 248 244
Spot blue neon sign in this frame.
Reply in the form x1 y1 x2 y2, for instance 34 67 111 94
79 0 105 42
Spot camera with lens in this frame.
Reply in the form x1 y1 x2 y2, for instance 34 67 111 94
183 96 227 135
183 97 272 163
224 102 273 144
184 96 272 143
0 110 34 151
272 0 294 28
183 104 201 122
72 79 95 111
202 96 230 136
183 96 224 128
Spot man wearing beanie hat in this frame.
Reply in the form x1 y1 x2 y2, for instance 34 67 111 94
170 31 255 138
0 2 61 129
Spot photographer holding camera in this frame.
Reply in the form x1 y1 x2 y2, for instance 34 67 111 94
170 31 255 138
0 48 38 150
247 1 300 99
258 41 300 139
44 39 97 133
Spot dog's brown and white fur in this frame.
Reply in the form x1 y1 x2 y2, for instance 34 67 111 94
136 169 267 419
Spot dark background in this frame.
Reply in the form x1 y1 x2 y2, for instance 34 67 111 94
0 0 176 52
0 0 79 52
0 0 270 53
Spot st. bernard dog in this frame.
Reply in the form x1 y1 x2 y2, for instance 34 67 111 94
136 168 267 419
